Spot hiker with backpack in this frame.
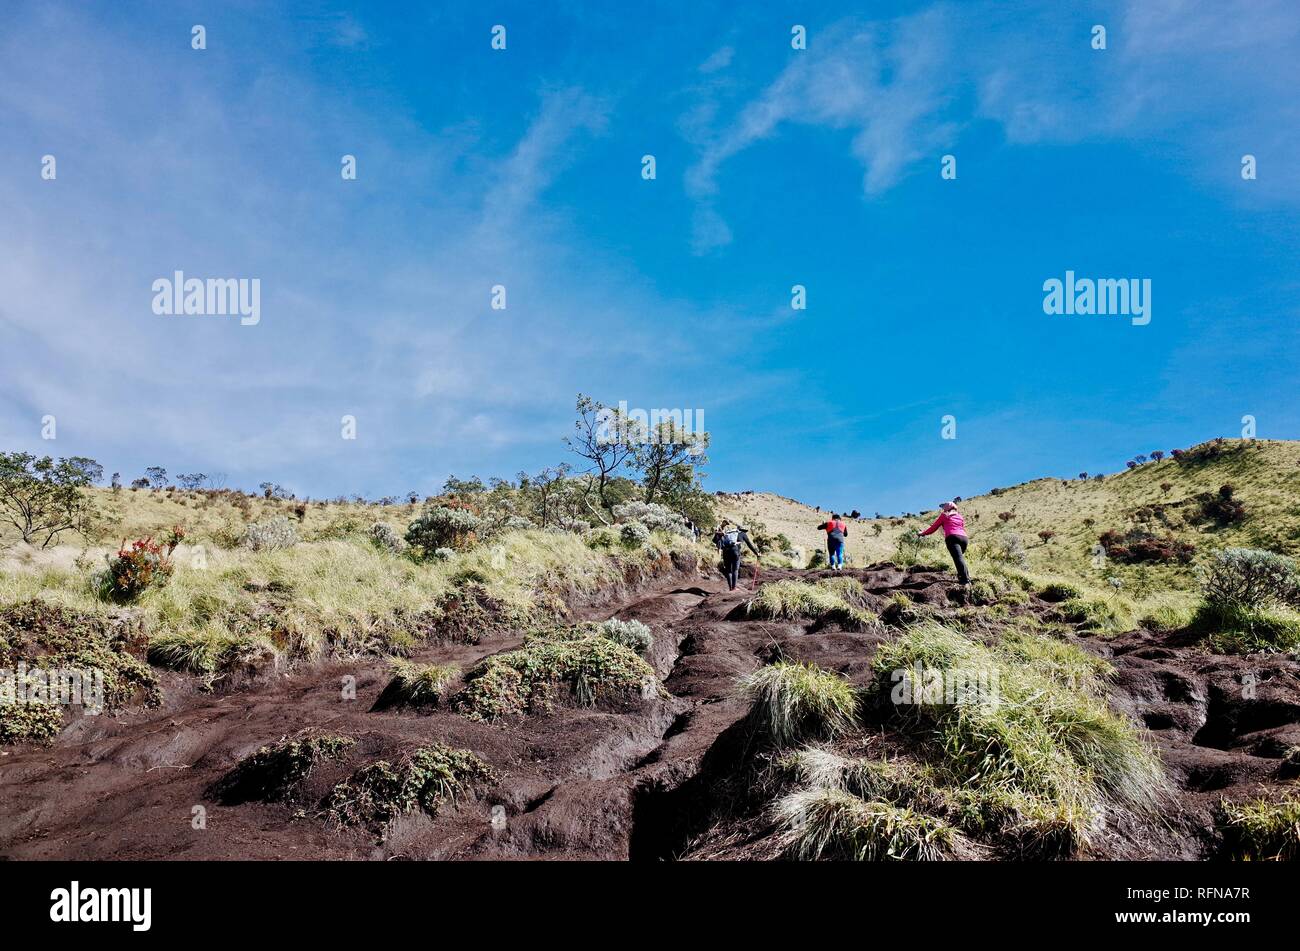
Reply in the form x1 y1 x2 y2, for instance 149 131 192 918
817 513 849 570
918 501 971 585
713 520 760 591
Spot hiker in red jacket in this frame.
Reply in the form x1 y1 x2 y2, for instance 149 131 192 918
817 513 849 570
919 501 970 585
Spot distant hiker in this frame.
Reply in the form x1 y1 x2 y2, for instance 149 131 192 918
817 513 849 570
919 501 970 585
713 520 760 591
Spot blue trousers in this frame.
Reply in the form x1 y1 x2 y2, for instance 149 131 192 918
827 537 844 567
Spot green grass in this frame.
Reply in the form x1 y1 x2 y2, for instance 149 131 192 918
775 786 953 861
1218 795 1300 861
373 659 459 710
456 629 658 721
746 579 875 627
1192 601 1300 653
739 661 858 747
871 622 1165 852
146 630 278 679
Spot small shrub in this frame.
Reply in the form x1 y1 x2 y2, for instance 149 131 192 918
739 661 858 747
240 515 299 551
405 506 485 554
208 730 355 804
986 532 1028 568
1198 485 1247 526
611 501 691 538
1198 548 1299 609
619 521 651 547
327 743 495 831
0 701 64 744
595 617 654 655
101 538 173 601
456 632 657 720
895 529 941 567
1098 528 1194 564
369 522 406 553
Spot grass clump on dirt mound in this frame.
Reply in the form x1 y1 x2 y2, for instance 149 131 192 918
775 786 953 861
456 629 658 721
208 730 355 804
870 622 1164 854
1218 795 1300 861
373 659 459 710
0 600 161 743
739 661 858 747
146 630 278 682
746 579 875 627
326 743 495 831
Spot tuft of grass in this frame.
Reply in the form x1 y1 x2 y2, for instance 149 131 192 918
326 743 495 832
146 630 278 679
594 617 654 655
739 661 858 747
747 579 874 626
456 630 658 721
1058 595 1133 633
1218 795 1300 861
872 622 1164 851
208 730 354 804
1140 604 1191 633
1192 601 1300 653
373 659 459 710
1038 582 1083 603
775 786 953 861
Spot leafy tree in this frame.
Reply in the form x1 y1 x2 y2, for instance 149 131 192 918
0 452 97 547
144 466 169 488
564 394 641 509
177 473 207 490
630 419 709 504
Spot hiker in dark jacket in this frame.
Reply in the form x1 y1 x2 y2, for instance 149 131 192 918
817 513 849 570
713 520 760 591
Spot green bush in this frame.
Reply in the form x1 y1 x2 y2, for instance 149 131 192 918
100 538 174 601
208 730 354 804
595 617 653 655
0 700 64 744
1199 548 1299 610
1192 602 1300 653
405 506 485 554
327 743 495 831
456 631 657 720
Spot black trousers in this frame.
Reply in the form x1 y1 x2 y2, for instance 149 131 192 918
721 548 740 589
945 535 970 584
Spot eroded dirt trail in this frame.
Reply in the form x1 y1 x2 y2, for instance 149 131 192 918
4 561 1299 860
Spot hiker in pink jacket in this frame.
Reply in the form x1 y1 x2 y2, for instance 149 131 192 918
919 501 971 585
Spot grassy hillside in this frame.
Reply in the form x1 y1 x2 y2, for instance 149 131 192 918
719 438 1300 612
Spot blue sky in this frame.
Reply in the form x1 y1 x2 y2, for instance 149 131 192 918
1 0 1298 513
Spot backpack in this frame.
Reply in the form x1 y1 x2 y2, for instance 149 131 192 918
720 529 742 553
